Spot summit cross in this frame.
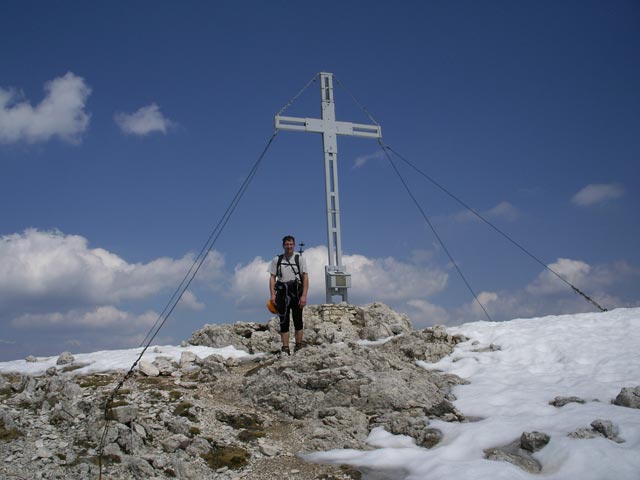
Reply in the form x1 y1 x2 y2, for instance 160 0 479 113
275 72 382 303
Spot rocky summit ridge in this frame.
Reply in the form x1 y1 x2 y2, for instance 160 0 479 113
1 303 638 480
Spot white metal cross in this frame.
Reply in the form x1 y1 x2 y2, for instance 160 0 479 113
275 72 382 303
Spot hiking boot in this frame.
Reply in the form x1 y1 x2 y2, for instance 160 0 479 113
294 343 304 353
280 346 290 356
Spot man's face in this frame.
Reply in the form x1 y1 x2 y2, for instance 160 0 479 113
283 239 295 255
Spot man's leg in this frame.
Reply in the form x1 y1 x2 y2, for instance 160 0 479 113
292 304 304 351
276 287 290 354
279 307 291 355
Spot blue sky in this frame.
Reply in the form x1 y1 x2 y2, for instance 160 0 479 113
1 1 638 361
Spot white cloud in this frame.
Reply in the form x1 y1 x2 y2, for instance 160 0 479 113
11 306 158 329
405 257 639 327
450 258 638 323
405 299 450 326
179 290 205 311
0 72 91 144
353 150 385 169
114 103 173 136
230 245 448 309
571 183 624 207
0 229 224 315
526 258 592 296
454 201 519 223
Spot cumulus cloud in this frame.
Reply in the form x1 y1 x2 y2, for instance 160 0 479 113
526 258 592 296
448 258 639 323
405 299 450 326
230 245 448 309
571 183 624 207
454 201 519 223
353 150 385 169
179 290 205 311
0 229 224 315
11 306 158 330
0 72 91 144
114 103 173 136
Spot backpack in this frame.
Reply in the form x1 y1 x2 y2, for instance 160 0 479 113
276 253 301 283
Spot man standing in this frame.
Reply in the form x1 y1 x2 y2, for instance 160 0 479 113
268 235 309 355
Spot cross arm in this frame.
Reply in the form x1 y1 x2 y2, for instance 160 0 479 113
275 115 381 139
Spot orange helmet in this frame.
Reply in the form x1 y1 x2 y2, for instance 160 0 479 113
266 299 278 314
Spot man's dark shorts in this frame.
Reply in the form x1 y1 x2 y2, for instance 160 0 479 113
275 281 303 333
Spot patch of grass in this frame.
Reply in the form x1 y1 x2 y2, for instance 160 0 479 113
148 390 163 400
169 390 183 400
238 428 265 442
189 426 201 436
216 412 263 430
74 438 96 450
137 377 174 391
340 465 363 480
0 419 22 441
201 445 249 470
78 375 116 389
16 400 35 411
108 400 129 408
174 402 197 421
89 453 121 465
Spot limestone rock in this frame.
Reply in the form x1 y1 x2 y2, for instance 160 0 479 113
373 410 442 448
106 405 137 424
549 396 586 407
591 419 620 440
189 323 250 349
127 457 155 478
485 445 542 474
199 354 228 376
520 431 550 452
613 386 640 409
300 407 369 451
186 436 211 456
568 419 623 443
25 355 38 363
179 351 197 367
56 351 74 365
164 415 193 436
139 360 160 377
485 435 544 473
152 356 176 376
162 434 190 453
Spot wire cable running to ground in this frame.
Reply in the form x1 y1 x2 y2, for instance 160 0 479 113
332 75 490 320
97 130 279 479
378 139 493 322
383 144 608 313
335 75 608 313
333 75 381 127
275 72 319 117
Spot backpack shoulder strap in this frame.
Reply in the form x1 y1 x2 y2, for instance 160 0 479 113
276 254 284 279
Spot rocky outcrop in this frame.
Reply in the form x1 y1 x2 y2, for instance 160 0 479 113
568 419 624 443
188 302 417 354
549 395 586 407
613 386 640 409
1 302 465 479
484 431 550 473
